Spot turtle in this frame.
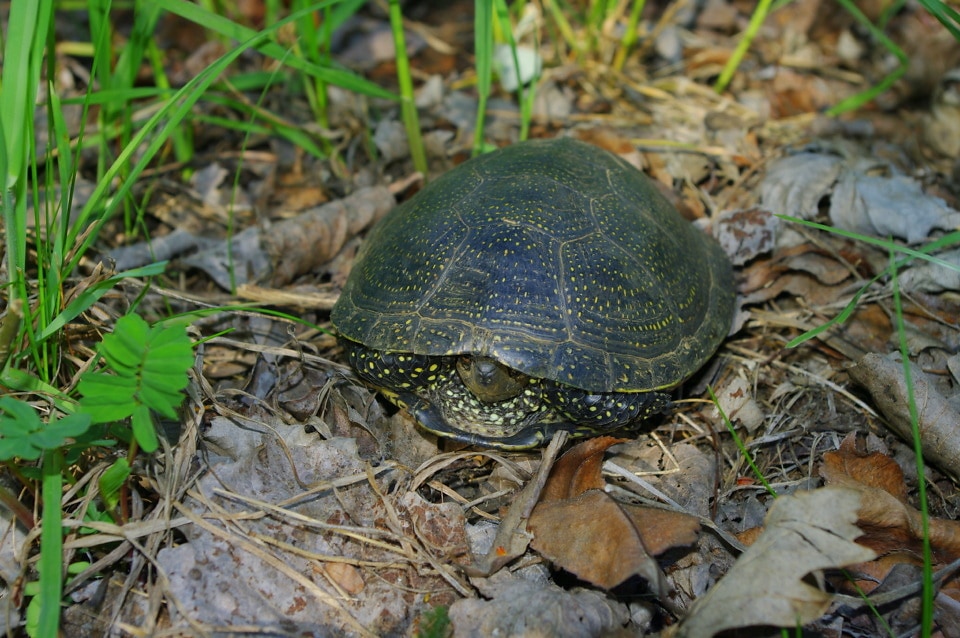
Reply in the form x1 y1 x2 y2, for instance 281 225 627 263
331 137 734 449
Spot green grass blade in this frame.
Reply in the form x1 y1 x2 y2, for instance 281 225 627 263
492 0 539 140
37 449 64 638
158 0 396 100
827 0 908 115
474 0 494 153
388 0 427 174
36 263 167 343
889 249 934 634
916 0 960 40
715 0 773 93
709 386 778 497
1 0 54 290
612 0 646 72
785 225 960 348
0 0 52 187
64 3 391 273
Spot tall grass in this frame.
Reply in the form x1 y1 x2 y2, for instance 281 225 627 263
0 3 397 636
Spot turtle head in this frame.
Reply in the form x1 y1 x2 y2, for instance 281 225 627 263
456 356 529 403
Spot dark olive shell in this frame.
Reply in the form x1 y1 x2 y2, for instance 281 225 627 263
332 138 734 393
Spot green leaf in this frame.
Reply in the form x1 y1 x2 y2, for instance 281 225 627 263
0 396 43 428
98 458 131 511
130 405 158 453
29 414 93 451
45 414 93 439
100 314 150 371
0 435 40 461
0 406 93 460
0 413 36 436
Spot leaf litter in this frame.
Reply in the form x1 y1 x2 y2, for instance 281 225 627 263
18 1 960 636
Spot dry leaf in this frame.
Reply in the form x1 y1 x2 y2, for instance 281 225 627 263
900 247 960 294
821 434 908 501
848 353 960 483
820 435 960 594
760 150 960 244
528 438 700 591
529 491 666 591
714 208 780 266
448 571 630 637
539 436 623 501
182 186 395 289
830 170 960 244
760 152 844 220
321 562 365 595
672 487 876 638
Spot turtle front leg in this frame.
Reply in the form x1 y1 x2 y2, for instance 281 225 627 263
340 339 451 394
543 384 670 431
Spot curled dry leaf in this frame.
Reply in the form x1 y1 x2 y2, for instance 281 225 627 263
760 150 960 244
528 437 700 592
899 247 960 294
759 153 844 220
714 207 780 266
671 487 876 638
820 433 960 595
739 242 861 308
539 435 620 501
182 185 395 289
711 375 765 432
449 571 630 638
830 171 960 245
847 353 960 483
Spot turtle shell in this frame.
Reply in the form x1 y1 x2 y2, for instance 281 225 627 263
332 137 734 393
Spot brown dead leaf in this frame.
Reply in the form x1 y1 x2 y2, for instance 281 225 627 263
736 526 763 547
820 434 960 594
821 433 909 501
848 353 960 483
539 436 623 501
626 505 701 557
672 487 876 638
739 242 857 307
528 438 700 591
529 490 667 591
321 562 365 595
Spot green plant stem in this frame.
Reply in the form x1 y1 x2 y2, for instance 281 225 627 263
890 252 934 635
827 0 908 115
37 449 64 638
491 0 538 142
473 0 493 154
387 0 427 176
541 0 582 56
612 0 646 72
708 386 778 498
714 0 773 93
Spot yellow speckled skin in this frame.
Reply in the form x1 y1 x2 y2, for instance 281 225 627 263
333 138 734 395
